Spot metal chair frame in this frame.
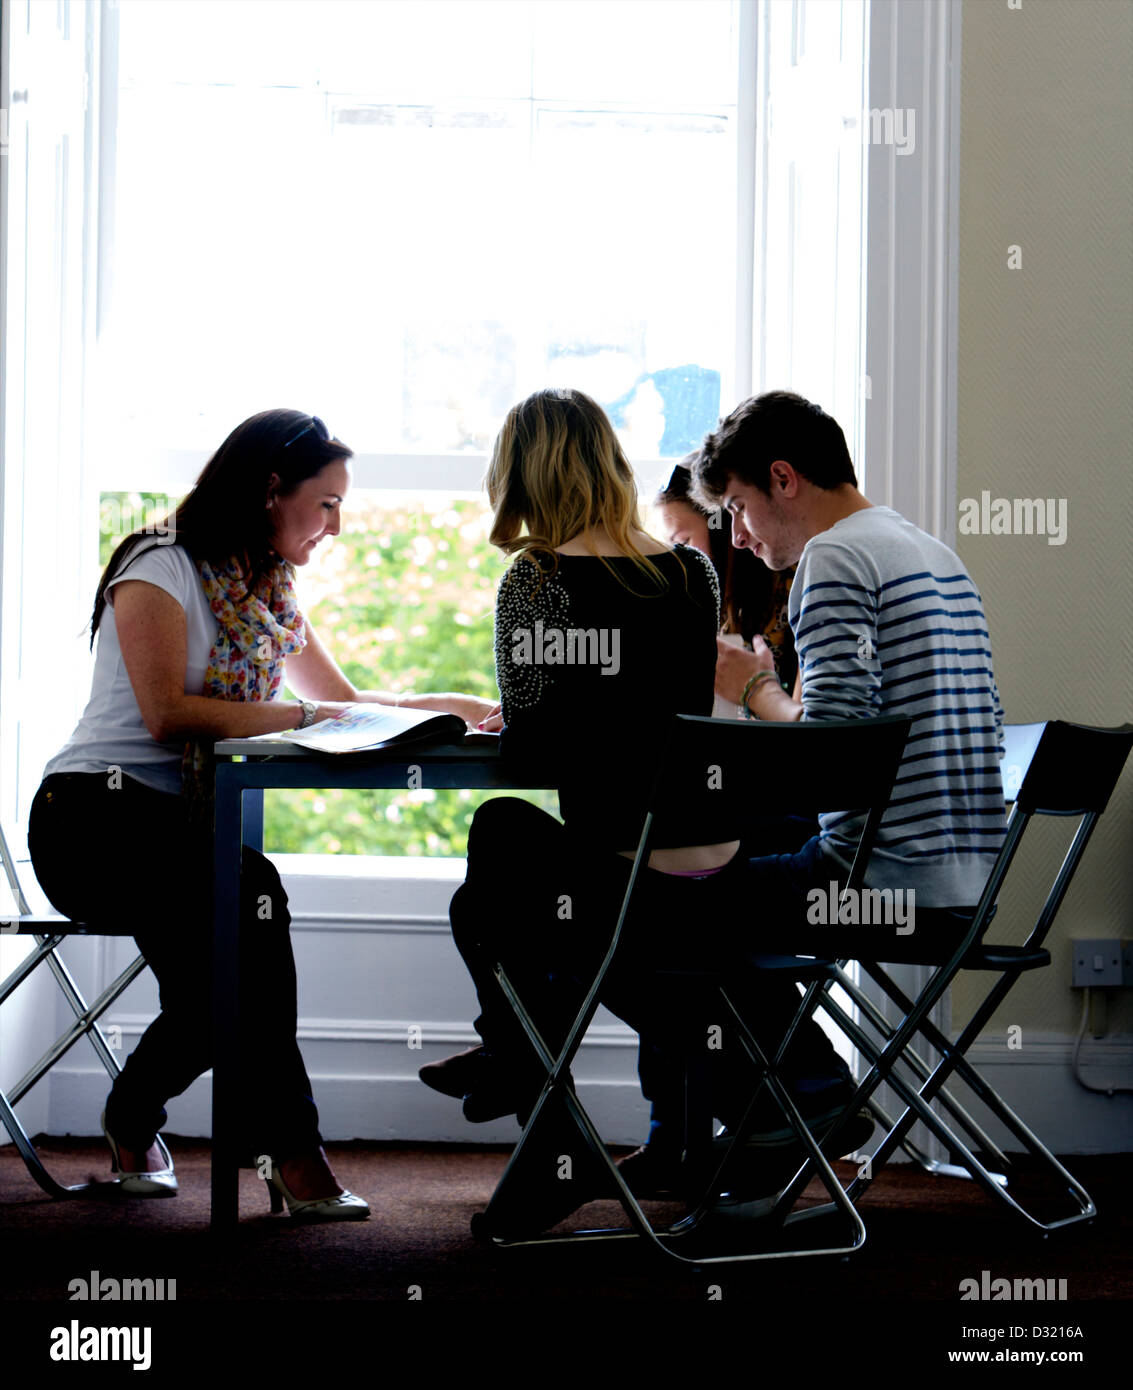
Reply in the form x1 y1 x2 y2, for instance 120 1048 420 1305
473 712 914 1265
0 821 171 1197
759 719 1133 1238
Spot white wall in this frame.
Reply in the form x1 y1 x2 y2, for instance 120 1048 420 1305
37 856 653 1148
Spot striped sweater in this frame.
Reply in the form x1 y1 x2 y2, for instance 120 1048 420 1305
791 505 1007 907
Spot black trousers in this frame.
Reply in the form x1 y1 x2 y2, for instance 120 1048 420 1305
449 798 843 1131
28 771 321 1160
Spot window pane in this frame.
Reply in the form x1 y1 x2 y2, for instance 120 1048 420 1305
267 492 555 857
92 0 738 477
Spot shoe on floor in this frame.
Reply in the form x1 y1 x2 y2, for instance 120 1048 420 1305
720 1076 863 1149
615 1145 691 1200
100 1111 178 1198
713 1108 875 1200
472 1097 615 1239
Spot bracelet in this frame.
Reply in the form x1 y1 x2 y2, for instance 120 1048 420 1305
739 670 778 720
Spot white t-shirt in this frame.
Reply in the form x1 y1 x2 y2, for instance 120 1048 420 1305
43 543 220 796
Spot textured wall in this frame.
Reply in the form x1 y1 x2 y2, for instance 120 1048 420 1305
953 0 1133 1041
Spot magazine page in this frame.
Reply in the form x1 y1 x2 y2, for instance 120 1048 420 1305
247 704 463 754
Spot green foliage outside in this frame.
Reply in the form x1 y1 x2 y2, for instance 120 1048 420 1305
99 491 557 857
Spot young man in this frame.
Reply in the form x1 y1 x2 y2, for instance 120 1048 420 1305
617 390 1009 1205
693 389 1007 913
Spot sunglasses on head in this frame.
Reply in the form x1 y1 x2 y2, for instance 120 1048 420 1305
282 415 330 449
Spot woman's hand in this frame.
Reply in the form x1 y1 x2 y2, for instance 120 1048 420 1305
713 634 776 705
431 694 501 730
474 702 504 733
311 701 356 725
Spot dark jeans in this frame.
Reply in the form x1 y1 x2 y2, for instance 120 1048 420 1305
28 771 321 1160
635 811 835 1148
449 798 844 1134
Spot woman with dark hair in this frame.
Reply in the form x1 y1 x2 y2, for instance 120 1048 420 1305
654 455 798 693
28 408 494 1221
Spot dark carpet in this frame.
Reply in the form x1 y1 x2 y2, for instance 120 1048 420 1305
2 1139 1128 1307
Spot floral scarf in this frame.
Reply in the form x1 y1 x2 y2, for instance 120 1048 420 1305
182 556 307 821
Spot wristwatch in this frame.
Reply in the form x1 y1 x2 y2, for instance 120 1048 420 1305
297 700 318 730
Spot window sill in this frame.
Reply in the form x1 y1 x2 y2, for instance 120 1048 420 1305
269 852 467 883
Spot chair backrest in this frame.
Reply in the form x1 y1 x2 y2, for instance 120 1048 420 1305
643 713 912 895
1000 722 1045 803
1014 720 1133 816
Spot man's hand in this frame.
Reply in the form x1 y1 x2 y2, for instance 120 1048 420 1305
714 635 776 705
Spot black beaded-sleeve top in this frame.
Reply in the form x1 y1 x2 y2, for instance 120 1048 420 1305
493 543 738 851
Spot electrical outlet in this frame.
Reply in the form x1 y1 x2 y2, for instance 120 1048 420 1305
1071 938 1132 989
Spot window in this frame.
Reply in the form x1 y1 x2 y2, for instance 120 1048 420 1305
84 0 757 857
2 0 964 1148
91 0 744 493
4 0 879 851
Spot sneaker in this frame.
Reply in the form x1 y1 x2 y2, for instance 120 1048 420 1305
719 1076 861 1149
713 1108 875 1200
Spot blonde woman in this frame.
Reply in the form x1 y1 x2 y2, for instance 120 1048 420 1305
420 388 754 1233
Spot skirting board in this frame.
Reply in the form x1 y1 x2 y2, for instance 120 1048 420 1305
19 1035 1133 1155
948 1038 1133 1156
38 1070 654 1149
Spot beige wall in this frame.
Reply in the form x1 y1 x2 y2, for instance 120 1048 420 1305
953 0 1133 1038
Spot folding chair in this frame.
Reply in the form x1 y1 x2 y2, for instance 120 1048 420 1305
471 711 913 1264
0 821 171 1197
807 723 1040 1183
762 718 1133 1237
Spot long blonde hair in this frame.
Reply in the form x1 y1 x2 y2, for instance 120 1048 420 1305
486 388 668 591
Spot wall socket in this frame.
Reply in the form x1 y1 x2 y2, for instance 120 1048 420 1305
1071 939 1133 989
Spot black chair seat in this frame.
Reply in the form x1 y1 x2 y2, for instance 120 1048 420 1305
747 952 837 979
5 914 135 937
964 944 1051 972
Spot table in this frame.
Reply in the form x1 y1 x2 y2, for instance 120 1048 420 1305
211 736 531 1231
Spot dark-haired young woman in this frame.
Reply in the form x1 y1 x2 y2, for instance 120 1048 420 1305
654 456 798 694
631 458 817 1179
28 409 495 1220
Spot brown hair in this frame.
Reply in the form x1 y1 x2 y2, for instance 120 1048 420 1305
657 455 793 646
91 409 353 644
693 389 856 505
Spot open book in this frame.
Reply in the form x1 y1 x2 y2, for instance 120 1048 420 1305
249 703 468 754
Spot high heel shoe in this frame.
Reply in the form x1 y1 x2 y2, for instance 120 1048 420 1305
263 1153 370 1222
100 1111 178 1197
